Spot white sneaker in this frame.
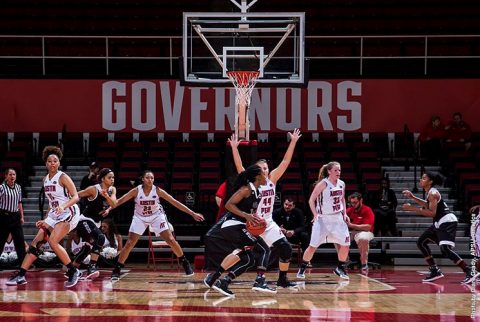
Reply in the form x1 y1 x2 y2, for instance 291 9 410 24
6 273 27 286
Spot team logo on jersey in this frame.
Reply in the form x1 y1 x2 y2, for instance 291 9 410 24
153 196 157 199
53 181 57 184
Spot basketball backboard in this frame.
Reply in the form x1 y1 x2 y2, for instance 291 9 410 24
182 8 306 87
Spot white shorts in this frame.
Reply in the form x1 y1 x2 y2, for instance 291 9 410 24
129 213 169 236
260 220 285 247
44 205 80 233
310 212 350 247
352 231 374 243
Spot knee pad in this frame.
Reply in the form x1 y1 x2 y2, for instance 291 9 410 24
274 238 293 263
28 245 41 257
254 240 271 269
243 251 255 267
235 249 254 264
92 234 106 254
75 244 93 264
439 244 460 262
416 237 430 250
440 244 451 257
255 238 271 256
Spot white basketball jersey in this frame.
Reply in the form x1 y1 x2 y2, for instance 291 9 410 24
103 236 118 249
256 178 276 222
134 185 165 217
71 238 85 255
316 178 345 215
44 171 70 210
3 240 15 253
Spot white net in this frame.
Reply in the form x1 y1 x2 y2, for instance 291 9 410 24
227 71 259 108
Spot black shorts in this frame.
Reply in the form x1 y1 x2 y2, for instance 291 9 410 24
220 224 257 250
424 222 457 246
76 220 103 244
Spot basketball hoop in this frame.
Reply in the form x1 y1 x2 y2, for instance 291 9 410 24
227 71 259 141
227 71 260 108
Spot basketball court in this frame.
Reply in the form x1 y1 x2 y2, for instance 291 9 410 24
0 1 476 321
0 266 478 321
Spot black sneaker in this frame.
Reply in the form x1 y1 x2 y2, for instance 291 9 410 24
422 267 444 282
111 266 121 281
86 264 100 280
204 273 216 288
64 268 81 288
212 279 235 298
334 266 349 280
461 266 474 284
297 266 306 279
277 277 298 289
252 276 277 294
182 260 194 277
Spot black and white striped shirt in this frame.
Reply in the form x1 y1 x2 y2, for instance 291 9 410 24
0 182 22 213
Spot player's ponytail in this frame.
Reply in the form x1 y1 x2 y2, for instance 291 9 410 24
316 161 340 184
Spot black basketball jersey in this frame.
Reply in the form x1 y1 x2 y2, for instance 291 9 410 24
427 187 451 222
224 183 261 223
82 184 113 223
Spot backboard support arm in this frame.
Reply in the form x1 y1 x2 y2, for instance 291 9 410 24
229 0 258 13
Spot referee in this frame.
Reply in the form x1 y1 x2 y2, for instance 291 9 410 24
0 168 26 266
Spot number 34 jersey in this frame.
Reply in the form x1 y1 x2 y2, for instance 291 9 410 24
134 185 165 217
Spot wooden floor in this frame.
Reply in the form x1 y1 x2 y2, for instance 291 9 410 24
0 265 479 321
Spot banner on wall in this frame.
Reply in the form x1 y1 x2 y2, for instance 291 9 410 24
0 79 479 133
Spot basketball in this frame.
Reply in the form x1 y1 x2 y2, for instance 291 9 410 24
246 217 267 236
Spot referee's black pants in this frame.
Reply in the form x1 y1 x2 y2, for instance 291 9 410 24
0 212 26 266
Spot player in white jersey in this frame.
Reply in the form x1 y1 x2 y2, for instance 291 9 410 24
67 233 90 265
230 129 301 289
107 170 204 280
297 161 350 280
0 234 27 268
6 146 81 288
3 238 15 253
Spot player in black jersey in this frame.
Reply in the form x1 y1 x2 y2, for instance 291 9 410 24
402 171 472 283
78 168 117 225
204 164 267 297
77 168 116 277
68 218 106 280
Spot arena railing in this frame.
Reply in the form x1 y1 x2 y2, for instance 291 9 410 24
0 34 479 77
